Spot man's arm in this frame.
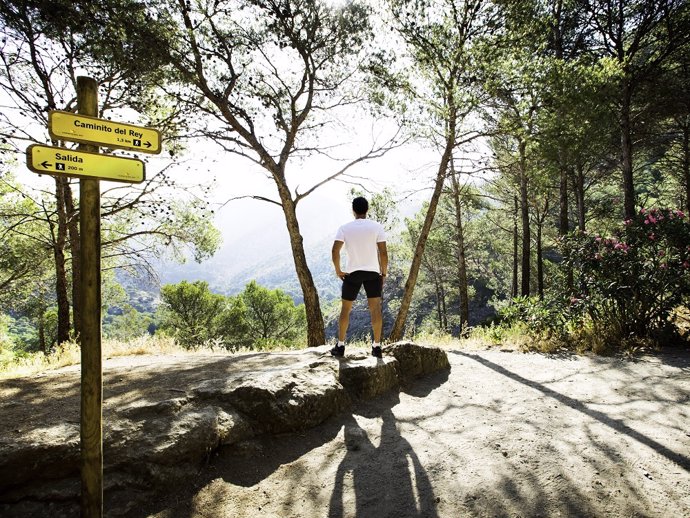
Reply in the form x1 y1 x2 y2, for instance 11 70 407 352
377 241 388 278
332 240 347 279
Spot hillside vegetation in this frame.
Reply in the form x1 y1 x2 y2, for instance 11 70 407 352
1 0 690 363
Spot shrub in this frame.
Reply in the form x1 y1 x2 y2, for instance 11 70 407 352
158 281 226 349
493 296 579 352
560 208 690 348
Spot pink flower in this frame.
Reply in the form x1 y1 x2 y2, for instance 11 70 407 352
676 210 685 218
649 233 656 240
660 263 668 270
640 208 647 214
649 215 657 224
595 236 602 243
644 219 650 225
683 261 690 269
624 219 632 226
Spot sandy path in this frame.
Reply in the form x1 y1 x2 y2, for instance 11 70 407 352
138 348 690 518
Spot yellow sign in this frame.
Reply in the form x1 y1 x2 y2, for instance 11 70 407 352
26 144 145 183
49 110 161 154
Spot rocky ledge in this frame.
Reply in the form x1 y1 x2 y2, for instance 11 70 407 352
0 342 449 517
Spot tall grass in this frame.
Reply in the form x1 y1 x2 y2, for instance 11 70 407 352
0 335 190 379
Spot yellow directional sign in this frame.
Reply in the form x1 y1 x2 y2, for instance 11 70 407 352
48 110 161 154
26 144 145 183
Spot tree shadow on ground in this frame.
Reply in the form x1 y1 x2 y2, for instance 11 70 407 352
134 368 450 518
450 350 690 472
0 351 300 438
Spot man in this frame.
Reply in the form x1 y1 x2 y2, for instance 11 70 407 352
330 196 388 358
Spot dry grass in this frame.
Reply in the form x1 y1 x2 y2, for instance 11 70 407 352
0 334 315 379
3 324 612 381
0 335 190 379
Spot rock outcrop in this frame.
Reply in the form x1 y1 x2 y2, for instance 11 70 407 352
0 342 449 517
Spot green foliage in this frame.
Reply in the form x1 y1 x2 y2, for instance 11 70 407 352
0 174 53 310
219 281 306 350
103 305 155 342
561 208 690 345
498 296 569 339
499 208 690 352
158 280 306 351
0 0 173 92
0 314 15 366
158 281 226 349
348 187 400 233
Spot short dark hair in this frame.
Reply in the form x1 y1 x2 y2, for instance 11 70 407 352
352 196 368 215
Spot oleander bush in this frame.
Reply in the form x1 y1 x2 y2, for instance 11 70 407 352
499 209 690 352
562 208 690 345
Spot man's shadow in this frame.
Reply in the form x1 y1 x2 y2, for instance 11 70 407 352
328 391 440 518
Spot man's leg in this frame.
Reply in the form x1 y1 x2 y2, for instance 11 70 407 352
339 299 354 342
367 297 383 343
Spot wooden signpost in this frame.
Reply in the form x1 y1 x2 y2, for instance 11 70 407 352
26 77 161 518
49 110 161 154
26 144 145 183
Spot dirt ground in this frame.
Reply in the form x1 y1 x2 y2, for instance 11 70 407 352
2 346 689 517
125 347 690 518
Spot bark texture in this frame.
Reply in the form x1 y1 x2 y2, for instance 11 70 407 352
450 173 469 327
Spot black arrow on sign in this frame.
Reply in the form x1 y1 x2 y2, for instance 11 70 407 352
40 160 53 169
144 141 152 148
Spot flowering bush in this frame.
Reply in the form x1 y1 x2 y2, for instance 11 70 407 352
560 208 690 346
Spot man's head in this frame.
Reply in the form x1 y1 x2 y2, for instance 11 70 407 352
352 196 368 216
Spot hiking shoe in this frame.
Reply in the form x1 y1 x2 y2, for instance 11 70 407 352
372 345 382 358
330 345 345 357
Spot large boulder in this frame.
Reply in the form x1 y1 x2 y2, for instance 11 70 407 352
192 359 350 433
0 342 450 517
386 341 451 383
336 354 400 399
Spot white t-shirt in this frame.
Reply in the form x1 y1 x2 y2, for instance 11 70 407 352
334 218 387 274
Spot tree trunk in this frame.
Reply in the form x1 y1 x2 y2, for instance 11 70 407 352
54 177 71 345
64 180 81 338
621 79 636 220
574 163 586 231
512 196 519 299
683 125 690 218
559 167 569 235
38 313 46 354
561 166 574 291
519 140 530 297
275 181 325 346
439 281 447 331
434 275 443 330
450 172 469 327
389 135 453 342
537 213 544 300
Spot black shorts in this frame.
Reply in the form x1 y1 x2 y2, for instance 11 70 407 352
341 270 383 301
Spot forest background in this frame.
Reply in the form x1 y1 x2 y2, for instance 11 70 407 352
1 0 690 370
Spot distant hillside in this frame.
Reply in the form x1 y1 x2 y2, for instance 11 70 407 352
158 195 350 302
